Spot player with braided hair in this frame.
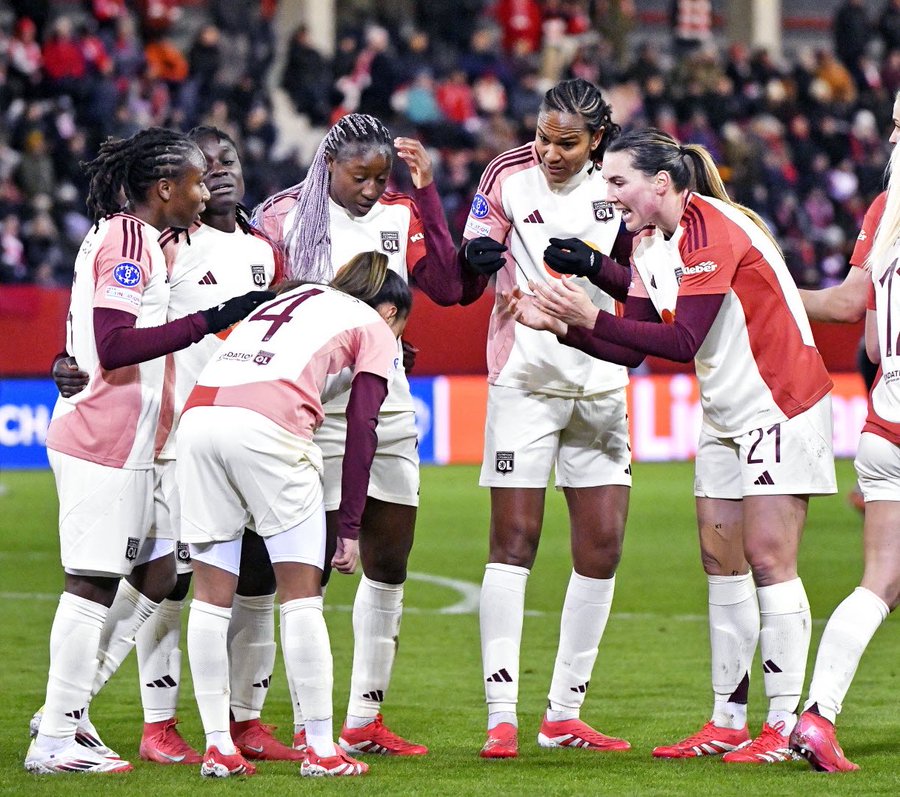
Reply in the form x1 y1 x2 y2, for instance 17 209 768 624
47 126 297 764
25 128 272 775
254 112 461 757
455 78 634 758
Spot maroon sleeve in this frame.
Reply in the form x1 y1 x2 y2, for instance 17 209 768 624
337 371 390 540
94 307 210 370
558 295 656 366
586 252 632 302
590 293 725 363
408 182 463 306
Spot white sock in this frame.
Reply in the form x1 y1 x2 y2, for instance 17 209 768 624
480 563 529 722
757 578 811 730
92 580 159 697
805 587 889 724
187 600 235 754
37 593 107 740
708 573 758 729
136 597 184 724
546 571 616 721
281 597 333 756
346 577 403 720
228 593 276 723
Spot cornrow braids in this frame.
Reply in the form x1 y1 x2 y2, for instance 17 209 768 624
81 127 203 225
253 113 393 282
540 78 621 161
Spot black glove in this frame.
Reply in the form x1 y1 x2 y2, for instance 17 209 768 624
464 237 508 275
201 290 275 334
543 237 600 278
51 354 90 398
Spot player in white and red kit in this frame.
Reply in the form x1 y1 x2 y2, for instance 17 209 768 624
790 95 900 773
178 253 410 778
253 114 462 756
25 128 272 775
457 79 633 758
508 129 836 764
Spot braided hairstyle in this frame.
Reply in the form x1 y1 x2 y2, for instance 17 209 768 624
540 78 621 162
81 127 203 226
252 113 393 282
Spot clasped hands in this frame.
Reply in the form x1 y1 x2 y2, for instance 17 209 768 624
500 274 600 336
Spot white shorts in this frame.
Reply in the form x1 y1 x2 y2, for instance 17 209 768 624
855 431 900 502
149 460 192 574
190 503 327 576
479 384 632 489
317 410 420 511
177 406 324 543
694 396 837 499
49 449 154 577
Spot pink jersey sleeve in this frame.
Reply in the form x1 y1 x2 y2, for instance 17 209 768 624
462 145 533 245
92 216 156 315
850 192 887 269
352 321 398 381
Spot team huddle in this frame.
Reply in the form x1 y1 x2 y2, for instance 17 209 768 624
24 78 899 778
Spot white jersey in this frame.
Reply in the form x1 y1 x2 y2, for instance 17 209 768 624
183 285 400 439
870 236 900 433
154 221 280 459
46 214 170 469
629 193 832 437
256 192 420 413
463 143 627 397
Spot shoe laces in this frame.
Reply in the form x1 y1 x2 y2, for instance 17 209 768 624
745 721 788 753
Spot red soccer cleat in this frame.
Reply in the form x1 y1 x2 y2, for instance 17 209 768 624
652 721 751 758
479 722 518 759
790 710 859 772
231 718 304 761
301 745 368 777
338 714 428 756
721 721 797 764
199 746 256 778
537 717 631 751
139 718 202 765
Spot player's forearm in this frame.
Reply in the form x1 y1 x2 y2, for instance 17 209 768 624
94 307 209 370
409 183 463 306
589 293 725 363
585 253 631 303
559 325 645 367
337 372 389 540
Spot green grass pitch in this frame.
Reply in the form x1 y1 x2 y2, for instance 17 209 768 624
1 460 898 795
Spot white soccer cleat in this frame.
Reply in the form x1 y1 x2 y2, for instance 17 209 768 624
24 738 133 775
301 745 369 777
29 705 120 758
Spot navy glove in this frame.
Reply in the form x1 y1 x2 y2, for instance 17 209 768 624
465 237 508 275
202 290 275 333
543 237 600 278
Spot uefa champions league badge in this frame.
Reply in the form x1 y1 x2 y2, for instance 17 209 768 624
113 262 142 287
470 193 490 219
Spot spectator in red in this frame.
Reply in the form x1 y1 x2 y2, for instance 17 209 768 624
7 17 42 98
493 0 543 54
437 68 478 126
41 16 86 96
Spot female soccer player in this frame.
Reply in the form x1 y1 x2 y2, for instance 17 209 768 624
456 78 633 758
178 252 411 778
790 127 900 774
25 128 271 775
507 128 837 764
46 127 295 765
254 113 460 756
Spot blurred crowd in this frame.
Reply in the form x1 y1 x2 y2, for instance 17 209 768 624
2 0 899 290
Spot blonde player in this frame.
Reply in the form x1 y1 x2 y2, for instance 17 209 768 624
177 253 411 778
507 128 836 764
458 78 633 758
790 126 900 773
25 128 271 775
